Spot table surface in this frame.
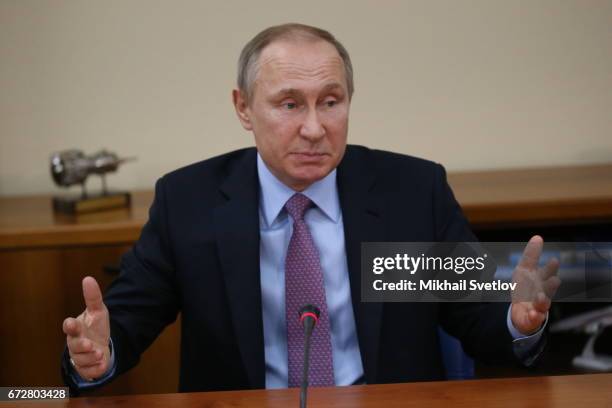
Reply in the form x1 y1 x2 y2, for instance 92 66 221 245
3 373 612 407
1 163 611 248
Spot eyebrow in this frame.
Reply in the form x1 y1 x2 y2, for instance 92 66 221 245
273 88 302 99
272 82 345 99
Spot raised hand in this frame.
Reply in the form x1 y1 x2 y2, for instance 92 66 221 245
511 235 561 335
62 276 111 381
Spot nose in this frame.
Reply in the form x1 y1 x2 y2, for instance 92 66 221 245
299 107 325 142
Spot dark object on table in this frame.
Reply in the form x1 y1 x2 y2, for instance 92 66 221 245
50 149 135 214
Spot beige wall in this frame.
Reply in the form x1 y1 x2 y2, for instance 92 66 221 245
1 0 611 196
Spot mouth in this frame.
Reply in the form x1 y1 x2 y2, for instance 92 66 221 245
290 152 329 162
290 151 329 157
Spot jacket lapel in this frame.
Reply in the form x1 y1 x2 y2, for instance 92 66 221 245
213 148 265 389
337 146 386 384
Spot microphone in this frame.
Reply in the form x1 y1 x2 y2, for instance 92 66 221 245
299 304 320 408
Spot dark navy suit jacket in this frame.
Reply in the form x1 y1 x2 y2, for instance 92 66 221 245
63 145 518 392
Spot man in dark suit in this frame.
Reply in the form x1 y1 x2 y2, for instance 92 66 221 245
62 23 559 393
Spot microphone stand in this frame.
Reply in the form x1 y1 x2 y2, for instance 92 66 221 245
299 305 320 408
300 318 314 408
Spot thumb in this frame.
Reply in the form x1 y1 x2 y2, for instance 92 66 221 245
82 276 105 312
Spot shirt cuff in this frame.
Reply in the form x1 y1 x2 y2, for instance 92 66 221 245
506 304 548 365
69 338 117 389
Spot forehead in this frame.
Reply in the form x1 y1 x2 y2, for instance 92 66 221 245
254 39 347 94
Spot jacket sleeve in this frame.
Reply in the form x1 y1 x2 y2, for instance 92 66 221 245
107 176 180 377
431 163 519 365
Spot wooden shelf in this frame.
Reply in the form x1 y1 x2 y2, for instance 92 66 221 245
0 191 153 249
448 163 612 227
2 164 611 249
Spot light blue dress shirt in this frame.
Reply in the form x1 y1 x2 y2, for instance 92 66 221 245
257 154 364 388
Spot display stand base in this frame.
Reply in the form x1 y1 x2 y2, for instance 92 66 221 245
52 191 131 214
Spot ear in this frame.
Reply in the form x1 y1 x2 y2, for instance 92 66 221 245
232 89 253 131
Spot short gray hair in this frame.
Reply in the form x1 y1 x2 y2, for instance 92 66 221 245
237 23 354 103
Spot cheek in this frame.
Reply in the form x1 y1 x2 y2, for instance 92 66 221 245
322 110 349 142
255 114 299 152
269 112 302 135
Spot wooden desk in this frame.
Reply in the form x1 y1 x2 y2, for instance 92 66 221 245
3 374 612 407
1 163 611 395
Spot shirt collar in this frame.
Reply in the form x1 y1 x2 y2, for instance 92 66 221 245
257 153 341 227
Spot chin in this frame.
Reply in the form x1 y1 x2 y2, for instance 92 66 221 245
290 167 331 188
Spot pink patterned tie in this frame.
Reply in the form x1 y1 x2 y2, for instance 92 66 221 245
285 193 334 387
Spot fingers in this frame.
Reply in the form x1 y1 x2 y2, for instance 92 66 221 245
543 275 561 298
73 358 109 381
82 276 105 313
517 235 544 270
62 317 82 337
539 257 560 280
64 318 95 353
511 302 547 335
64 277 110 381
525 292 551 330
67 335 95 354
532 292 551 314
66 333 110 380
527 308 547 327
70 349 104 368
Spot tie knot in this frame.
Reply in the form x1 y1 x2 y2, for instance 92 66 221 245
285 193 312 221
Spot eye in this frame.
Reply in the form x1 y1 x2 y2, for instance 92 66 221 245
283 101 297 110
323 98 338 108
